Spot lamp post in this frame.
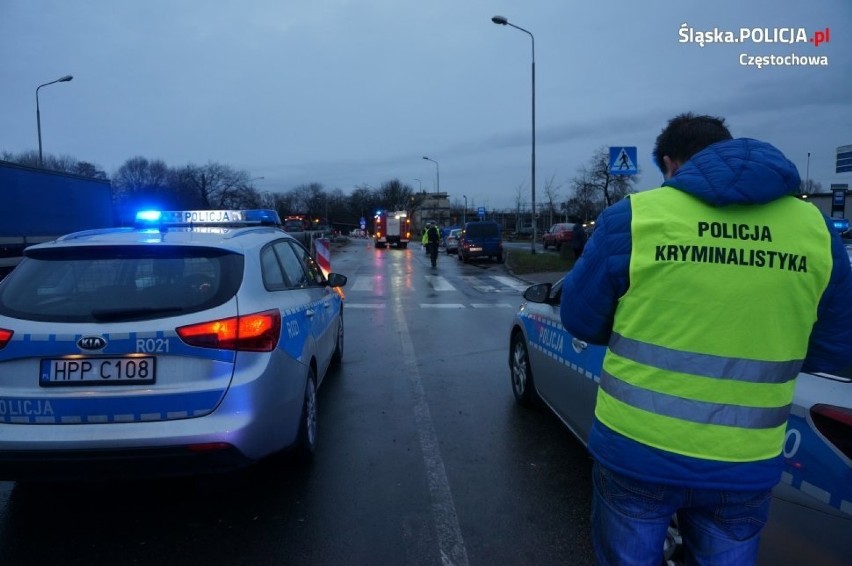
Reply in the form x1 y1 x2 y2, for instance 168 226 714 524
491 15 536 254
462 194 467 226
413 178 422 192
36 74 74 166
422 156 440 193
805 152 811 193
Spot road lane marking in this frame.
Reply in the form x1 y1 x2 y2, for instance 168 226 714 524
392 294 469 566
425 275 456 291
490 275 532 292
420 304 465 309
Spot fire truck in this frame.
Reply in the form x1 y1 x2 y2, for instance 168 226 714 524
373 210 410 249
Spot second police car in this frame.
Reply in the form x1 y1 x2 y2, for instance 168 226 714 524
509 279 852 565
0 209 347 480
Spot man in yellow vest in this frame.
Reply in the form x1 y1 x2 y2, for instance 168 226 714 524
560 113 852 565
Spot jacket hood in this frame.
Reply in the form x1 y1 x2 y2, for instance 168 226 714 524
663 138 801 206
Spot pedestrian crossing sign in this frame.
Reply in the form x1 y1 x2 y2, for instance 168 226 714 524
609 146 638 175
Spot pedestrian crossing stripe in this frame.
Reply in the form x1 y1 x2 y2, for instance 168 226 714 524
348 274 531 294
425 275 455 291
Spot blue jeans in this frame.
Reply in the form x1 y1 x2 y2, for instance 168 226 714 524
591 462 771 566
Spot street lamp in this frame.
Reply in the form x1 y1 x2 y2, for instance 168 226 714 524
492 15 537 254
422 156 440 193
413 178 422 192
462 194 467 226
36 74 73 166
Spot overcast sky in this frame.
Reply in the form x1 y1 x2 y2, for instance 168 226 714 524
1 0 849 211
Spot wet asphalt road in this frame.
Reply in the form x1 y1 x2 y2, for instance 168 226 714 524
0 239 594 566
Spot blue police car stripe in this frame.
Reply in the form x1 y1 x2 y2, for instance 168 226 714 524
520 312 604 383
0 389 224 424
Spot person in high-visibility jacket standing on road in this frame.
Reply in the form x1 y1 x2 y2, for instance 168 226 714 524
560 113 852 566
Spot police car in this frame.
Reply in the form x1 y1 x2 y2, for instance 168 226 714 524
0 209 347 480
508 279 852 565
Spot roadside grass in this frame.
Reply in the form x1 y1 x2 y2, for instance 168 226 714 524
505 247 576 274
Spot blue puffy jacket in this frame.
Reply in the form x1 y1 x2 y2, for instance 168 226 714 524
560 138 852 490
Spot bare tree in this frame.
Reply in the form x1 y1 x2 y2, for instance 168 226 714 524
543 173 561 228
799 179 822 194
179 162 253 209
514 182 527 232
112 156 171 200
2 150 107 179
564 147 639 222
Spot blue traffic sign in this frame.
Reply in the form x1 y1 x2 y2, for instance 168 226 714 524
477 207 486 218
609 146 638 175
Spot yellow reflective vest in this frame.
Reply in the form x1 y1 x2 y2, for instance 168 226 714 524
596 187 833 462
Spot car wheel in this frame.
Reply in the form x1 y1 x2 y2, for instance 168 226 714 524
330 314 344 367
510 332 537 406
295 368 318 461
497 253 504 263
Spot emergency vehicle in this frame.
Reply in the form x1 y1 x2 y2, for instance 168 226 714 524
0 208 347 480
373 210 410 249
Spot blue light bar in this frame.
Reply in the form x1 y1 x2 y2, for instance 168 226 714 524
134 209 282 227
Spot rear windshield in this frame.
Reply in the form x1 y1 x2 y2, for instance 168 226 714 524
0 246 243 323
465 223 500 238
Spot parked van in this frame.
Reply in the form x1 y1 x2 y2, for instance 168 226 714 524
458 220 503 263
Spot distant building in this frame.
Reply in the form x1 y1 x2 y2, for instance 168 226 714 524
413 191 450 231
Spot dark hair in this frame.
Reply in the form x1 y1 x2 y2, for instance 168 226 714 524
653 113 733 174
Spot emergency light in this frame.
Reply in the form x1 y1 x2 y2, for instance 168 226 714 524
134 209 282 228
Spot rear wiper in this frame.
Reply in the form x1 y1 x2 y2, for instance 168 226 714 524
91 306 185 321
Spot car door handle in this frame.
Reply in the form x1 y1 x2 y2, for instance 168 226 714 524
571 338 588 353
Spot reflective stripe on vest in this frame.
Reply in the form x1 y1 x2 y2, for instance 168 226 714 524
596 187 832 462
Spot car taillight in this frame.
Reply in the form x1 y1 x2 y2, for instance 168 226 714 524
810 404 852 460
176 310 281 352
0 328 12 349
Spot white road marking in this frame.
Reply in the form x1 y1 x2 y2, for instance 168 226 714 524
392 293 469 566
350 276 376 291
425 275 456 291
490 275 532 292
421 304 465 309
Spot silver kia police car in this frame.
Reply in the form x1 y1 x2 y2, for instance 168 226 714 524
509 279 852 565
0 209 346 480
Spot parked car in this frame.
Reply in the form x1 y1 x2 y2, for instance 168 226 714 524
0 208 347 481
445 228 462 254
541 222 575 251
508 279 852 565
458 220 503 263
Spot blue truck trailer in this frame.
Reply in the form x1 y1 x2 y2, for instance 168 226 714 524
0 160 114 278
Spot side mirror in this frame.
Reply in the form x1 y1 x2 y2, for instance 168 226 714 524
522 283 552 304
326 272 348 288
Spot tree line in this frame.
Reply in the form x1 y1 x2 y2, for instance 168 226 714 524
2 144 822 231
